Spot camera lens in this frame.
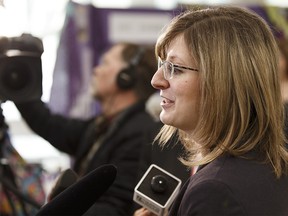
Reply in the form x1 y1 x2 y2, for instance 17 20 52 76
3 62 30 91
150 175 168 193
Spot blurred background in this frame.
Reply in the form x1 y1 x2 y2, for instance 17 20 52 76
0 0 287 194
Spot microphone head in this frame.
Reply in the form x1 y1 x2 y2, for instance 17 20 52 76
48 168 78 201
36 164 117 216
133 164 182 216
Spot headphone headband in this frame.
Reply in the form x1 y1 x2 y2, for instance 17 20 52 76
130 46 145 66
116 46 145 90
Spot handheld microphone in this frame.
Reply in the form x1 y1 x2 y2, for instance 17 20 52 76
133 164 182 216
36 164 117 216
48 168 78 201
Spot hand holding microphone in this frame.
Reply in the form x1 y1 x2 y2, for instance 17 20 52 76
134 207 158 216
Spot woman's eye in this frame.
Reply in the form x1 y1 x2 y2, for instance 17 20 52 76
173 67 184 75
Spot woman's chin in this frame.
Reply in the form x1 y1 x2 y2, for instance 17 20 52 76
159 112 174 126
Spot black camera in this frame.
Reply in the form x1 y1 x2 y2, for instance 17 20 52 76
0 33 43 103
133 164 182 216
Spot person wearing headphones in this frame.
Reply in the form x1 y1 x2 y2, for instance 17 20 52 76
15 42 160 215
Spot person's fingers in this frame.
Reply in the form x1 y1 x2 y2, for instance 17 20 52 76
134 207 154 216
134 207 144 216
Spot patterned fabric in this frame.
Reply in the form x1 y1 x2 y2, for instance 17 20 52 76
0 132 45 216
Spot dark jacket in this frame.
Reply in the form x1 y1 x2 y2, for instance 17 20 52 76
169 152 288 215
16 100 160 216
137 129 190 184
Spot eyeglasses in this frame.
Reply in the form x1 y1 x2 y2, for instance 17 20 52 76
158 57 199 80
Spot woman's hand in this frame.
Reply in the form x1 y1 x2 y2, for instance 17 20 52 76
133 207 157 216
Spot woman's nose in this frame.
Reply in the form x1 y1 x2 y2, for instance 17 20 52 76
151 68 169 90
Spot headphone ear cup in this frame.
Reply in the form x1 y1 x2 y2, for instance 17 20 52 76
116 66 135 90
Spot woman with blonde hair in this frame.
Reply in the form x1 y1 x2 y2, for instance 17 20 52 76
135 6 288 216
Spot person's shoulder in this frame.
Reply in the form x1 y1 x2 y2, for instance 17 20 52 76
127 106 159 126
128 111 160 133
188 154 288 215
180 156 249 214
193 154 261 186
119 105 160 133
193 153 288 196
180 175 246 215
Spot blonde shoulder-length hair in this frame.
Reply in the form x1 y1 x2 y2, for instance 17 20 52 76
155 6 288 178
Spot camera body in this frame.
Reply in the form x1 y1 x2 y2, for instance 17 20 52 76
133 164 182 216
0 33 43 103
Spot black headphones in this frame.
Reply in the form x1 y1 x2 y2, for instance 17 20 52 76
116 47 144 90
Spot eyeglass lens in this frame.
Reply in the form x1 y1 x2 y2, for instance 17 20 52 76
164 62 173 79
158 58 173 79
